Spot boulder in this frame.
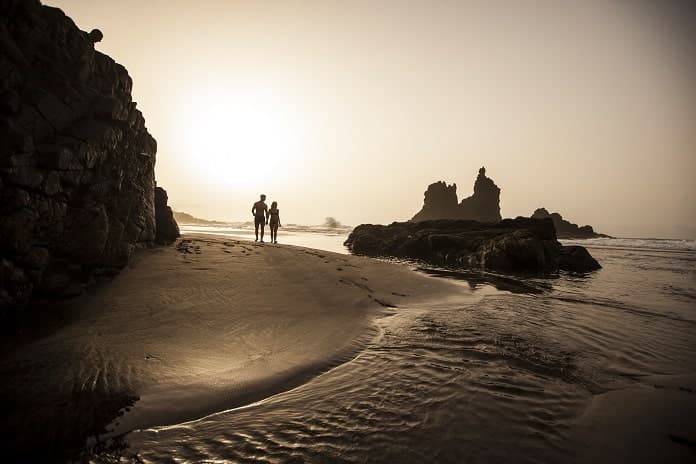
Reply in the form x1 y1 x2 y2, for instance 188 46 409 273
412 167 502 223
88 29 103 43
559 245 601 272
155 186 180 244
345 217 601 273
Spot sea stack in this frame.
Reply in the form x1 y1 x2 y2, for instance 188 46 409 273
412 167 502 223
0 1 178 312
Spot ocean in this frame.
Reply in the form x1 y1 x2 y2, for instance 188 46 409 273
179 224 354 254
121 225 696 463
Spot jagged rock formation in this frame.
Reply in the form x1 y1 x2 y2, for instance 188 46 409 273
155 187 180 244
0 1 177 312
460 167 502 222
531 208 609 239
412 181 459 221
412 167 501 223
345 218 601 273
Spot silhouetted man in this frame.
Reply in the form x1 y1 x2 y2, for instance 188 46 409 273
252 194 269 242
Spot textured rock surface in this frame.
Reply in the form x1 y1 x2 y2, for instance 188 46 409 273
345 218 601 273
412 181 459 221
531 208 609 239
412 167 501 223
559 245 602 272
155 186 179 244
0 1 177 312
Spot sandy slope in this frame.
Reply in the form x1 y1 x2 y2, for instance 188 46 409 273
0 235 462 457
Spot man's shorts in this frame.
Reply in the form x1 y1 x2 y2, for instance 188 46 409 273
254 215 266 226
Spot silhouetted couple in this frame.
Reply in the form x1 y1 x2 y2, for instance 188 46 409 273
252 194 281 243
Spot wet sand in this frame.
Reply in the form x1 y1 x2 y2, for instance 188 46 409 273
0 235 461 459
571 373 696 463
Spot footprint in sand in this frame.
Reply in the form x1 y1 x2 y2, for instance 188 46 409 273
369 295 397 308
176 239 202 254
338 277 374 293
304 250 327 259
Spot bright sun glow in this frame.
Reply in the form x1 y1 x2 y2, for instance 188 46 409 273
178 86 308 189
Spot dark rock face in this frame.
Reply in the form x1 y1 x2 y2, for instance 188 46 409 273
0 1 177 312
345 218 601 273
412 167 501 223
459 167 502 223
155 186 179 244
412 181 459 221
531 208 609 239
559 246 601 273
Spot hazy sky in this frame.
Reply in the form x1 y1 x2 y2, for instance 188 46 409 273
48 0 696 238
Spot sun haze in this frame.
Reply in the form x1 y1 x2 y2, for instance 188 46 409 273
47 0 696 238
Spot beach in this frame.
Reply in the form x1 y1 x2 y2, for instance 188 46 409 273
3 1 694 461
2 233 696 462
0 235 464 459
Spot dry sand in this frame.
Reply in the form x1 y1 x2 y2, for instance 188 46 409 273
0 235 464 457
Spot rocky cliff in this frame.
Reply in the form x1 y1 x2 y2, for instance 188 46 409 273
412 167 501 223
345 218 601 273
0 1 178 314
531 208 609 239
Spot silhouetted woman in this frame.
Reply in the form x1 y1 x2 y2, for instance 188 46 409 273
269 201 281 244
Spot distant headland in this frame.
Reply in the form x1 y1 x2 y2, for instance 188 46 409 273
173 211 226 225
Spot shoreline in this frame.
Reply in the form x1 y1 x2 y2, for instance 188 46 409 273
0 234 464 459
